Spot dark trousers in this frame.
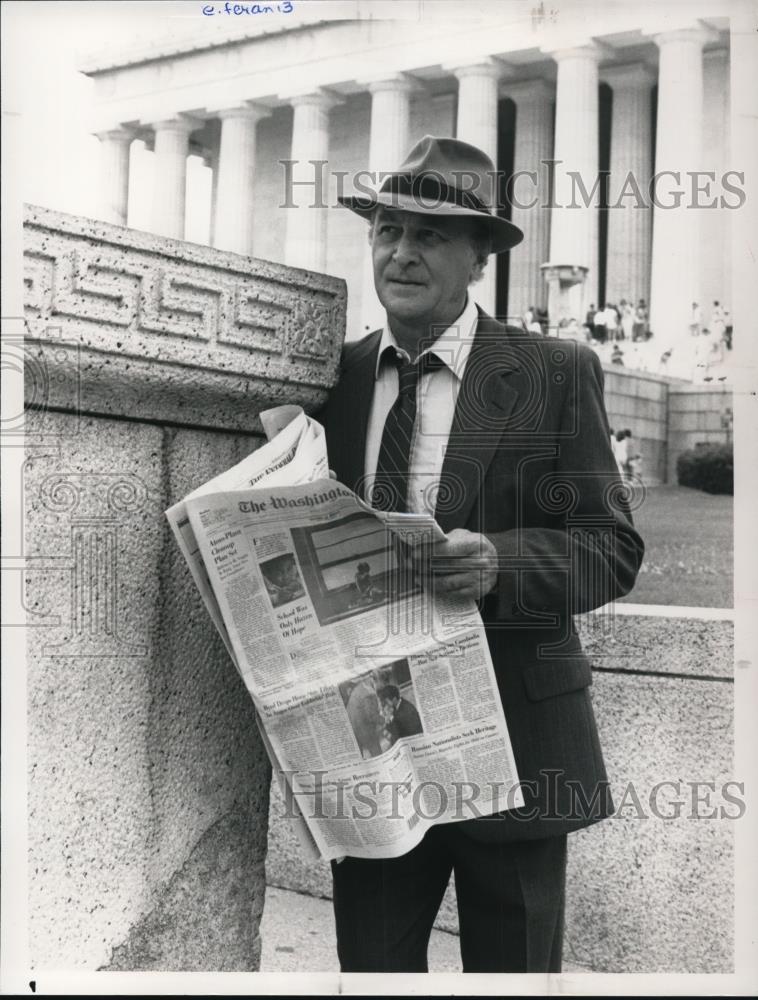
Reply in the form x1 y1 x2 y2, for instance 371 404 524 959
331 824 567 973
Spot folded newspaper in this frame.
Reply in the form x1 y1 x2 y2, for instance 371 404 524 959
166 405 523 862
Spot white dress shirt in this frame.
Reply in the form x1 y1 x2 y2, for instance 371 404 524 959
364 296 479 516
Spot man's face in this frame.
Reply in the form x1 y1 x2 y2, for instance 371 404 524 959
380 697 397 720
371 207 479 332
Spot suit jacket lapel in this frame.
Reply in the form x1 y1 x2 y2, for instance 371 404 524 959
332 329 382 497
436 311 521 534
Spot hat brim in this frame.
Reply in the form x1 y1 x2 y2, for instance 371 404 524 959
337 191 523 253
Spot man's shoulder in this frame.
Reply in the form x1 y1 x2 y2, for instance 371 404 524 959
399 697 421 720
339 329 383 372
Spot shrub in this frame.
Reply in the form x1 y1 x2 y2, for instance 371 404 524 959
676 442 733 495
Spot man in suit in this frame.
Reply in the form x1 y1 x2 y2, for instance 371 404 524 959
377 684 423 741
317 136 644 973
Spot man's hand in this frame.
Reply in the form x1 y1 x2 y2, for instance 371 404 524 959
415 528 499 601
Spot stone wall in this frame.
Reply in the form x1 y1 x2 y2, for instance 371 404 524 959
602 366 672 485
666 383 733 483
22 205 346 970
602 366 732 486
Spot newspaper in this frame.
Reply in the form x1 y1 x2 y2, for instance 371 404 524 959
167 406 523 861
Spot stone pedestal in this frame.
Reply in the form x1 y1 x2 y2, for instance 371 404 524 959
22 205 346 970
541 262 588 333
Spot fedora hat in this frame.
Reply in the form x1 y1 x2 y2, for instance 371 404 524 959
337 135 523 254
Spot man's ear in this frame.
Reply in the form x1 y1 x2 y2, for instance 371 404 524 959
469 257 487 286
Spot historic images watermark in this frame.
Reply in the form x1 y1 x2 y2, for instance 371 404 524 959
278 160 748 211
277 769 746 825
2 321 149 653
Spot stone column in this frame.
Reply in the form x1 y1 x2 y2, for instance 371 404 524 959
150 115 203 240
649 28 713 351
360 75 416 333
284 90 340 272
504 80 554 321
96 128 134 226
547 45 603 323
604 65 655 309
22 203 347 970
205 147 219 247
700 48 731 314
213 104 271 256
449 59 505 314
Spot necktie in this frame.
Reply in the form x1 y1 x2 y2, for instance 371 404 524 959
372 347 442 513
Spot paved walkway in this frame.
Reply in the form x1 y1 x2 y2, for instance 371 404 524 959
260 885 462 972
260 885 593 975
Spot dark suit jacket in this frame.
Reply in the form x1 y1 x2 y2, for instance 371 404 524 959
317 308 644 841
389 698 423 741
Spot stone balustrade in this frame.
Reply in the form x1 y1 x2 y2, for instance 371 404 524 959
22 205 346 969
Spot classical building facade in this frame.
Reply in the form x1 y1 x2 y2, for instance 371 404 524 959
83 6 733 353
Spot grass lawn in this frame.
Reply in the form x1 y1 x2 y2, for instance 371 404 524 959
618 485 733 608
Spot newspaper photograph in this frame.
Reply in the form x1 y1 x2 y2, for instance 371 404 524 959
171 406 522 862
165 404 329 653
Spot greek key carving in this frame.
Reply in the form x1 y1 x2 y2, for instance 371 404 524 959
23 214 344 368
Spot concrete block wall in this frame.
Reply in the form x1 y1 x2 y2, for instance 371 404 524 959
601 367 733 486
602 366 672 485
569 612 734 973
666 384 733 483
265 611 734 973
22 205 347 970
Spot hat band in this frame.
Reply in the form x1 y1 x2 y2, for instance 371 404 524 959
378 173 491 216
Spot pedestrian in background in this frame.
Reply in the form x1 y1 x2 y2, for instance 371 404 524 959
594 304 607 344
621 299 635 341
633 299 648 341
